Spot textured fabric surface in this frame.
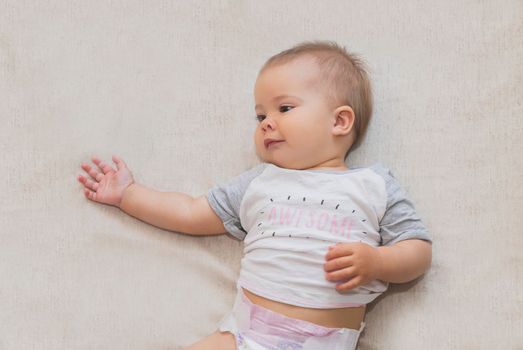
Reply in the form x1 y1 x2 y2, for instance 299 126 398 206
1 1 521 349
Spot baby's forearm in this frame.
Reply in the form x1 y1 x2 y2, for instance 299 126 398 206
376 239 432 284
119 183 195 234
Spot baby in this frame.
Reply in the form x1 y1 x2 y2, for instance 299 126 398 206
77 41 432 350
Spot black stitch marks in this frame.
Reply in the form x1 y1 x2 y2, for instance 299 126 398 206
256 195 368 240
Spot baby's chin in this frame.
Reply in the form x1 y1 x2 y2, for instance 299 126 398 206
255 151 304 169
263 158 304 170
256 153 283 168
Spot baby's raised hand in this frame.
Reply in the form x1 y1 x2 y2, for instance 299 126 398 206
324 242 383 292
77 155 135 208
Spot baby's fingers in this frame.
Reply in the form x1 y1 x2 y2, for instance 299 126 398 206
324 256 352 272
77 174 99 192
92 156 115 174
83 187 97 202
112 155 128 171
78 176 100 202
80 163 104 182
325 266 357 283
326 243 354 260
335 276 363 292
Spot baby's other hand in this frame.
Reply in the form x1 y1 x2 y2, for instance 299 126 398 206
324 242 383 292
77 155 135 208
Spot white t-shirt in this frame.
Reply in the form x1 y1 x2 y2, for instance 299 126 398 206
207 163 432 308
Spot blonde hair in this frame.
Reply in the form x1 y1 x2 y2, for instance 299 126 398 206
261 41 373 155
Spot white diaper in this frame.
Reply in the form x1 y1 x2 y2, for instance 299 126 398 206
218 287 365 350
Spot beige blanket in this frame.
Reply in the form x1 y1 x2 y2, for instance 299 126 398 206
1 1 521 349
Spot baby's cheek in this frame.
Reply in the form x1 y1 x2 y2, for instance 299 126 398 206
253 140 264 156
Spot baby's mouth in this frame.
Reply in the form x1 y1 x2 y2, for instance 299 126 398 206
264 139 285 148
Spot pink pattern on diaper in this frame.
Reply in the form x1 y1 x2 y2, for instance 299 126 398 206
238 290 343 349
219 288 365 349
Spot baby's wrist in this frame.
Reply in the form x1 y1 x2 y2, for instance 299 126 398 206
374 246 386 281
118 182 137 209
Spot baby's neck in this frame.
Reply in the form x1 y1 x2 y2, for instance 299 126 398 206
306 159 349 171
271 159 350 171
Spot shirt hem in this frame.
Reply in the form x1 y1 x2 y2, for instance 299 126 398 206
237 278 377 309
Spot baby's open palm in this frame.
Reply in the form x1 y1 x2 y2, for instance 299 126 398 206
77 155 135 207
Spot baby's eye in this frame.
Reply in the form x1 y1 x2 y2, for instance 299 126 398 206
279 105 293 113
256 115 266 123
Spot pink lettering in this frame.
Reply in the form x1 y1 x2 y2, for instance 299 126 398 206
268 207 278 224
316 213 329 230
294 209 304 227
262 204 354 239
306 211 316 228
340 217 352 239
280 207 296 225
329 214 339 234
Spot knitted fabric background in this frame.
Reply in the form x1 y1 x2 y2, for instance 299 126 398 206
1 1 521 349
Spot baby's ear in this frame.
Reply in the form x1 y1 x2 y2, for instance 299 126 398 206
332 106 355 136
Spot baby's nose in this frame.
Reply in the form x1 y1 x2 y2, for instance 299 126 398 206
261 118 276 131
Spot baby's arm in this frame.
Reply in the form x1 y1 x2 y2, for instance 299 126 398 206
325 164 433 291
78 155 226 236
324 239 432 291
120 183 226 235
375 239 432 283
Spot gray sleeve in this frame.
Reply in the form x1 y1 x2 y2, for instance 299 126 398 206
371 164 433 246
206 163 267 240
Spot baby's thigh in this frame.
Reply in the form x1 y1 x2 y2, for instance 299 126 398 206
182 330 236 350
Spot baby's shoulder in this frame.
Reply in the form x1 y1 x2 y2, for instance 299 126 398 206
350 163 402 191
351 162 391 177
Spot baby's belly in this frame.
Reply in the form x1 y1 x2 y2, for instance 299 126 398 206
242 287 365 330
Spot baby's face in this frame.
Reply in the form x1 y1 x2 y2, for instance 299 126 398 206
253 57 342 170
